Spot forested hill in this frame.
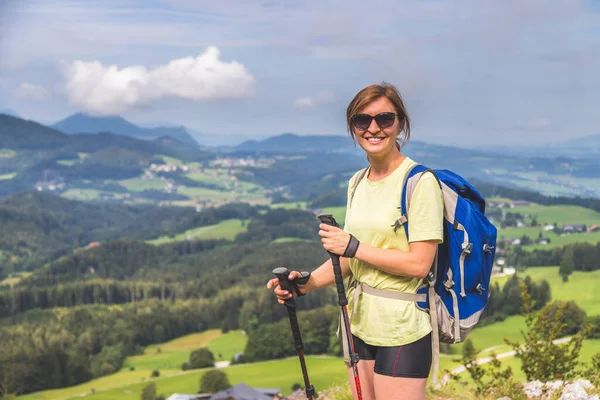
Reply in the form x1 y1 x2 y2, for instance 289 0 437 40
474 179 600 213
0 191 263 273
0 114 204 159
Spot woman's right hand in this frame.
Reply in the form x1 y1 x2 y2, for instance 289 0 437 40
266 270 308 305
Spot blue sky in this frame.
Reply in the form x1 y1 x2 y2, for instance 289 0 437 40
0 0 598 147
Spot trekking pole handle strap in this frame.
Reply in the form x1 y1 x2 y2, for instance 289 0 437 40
342 234 360 258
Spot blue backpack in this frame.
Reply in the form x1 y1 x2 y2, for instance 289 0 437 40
347 163 497 385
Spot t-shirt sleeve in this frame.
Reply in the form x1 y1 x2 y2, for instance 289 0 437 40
407 172 444 243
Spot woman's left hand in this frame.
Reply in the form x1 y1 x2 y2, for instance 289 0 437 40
318 223 350 256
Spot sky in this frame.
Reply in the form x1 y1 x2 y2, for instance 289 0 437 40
0 0 599 147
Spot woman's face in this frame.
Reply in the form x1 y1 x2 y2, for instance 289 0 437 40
352 97 402 159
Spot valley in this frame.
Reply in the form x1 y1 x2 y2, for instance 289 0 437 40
1 112 600 400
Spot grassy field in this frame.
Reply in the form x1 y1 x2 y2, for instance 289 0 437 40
118 177 165 191
185 171 230 189
57 159 79 166
320 206 346 224
177 187 238 201
20 330 249 400
496 202 600 250
18 356 347 400
126 329 248 365
0 172 16 180
0 148 16 158
270 201 309 210
0 272 32 288
509 204 600 226
61 189 102 201
206 331 248 361
96 357 344 400
147 219 248 244
494 266 600 316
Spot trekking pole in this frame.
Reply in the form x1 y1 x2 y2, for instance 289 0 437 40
317 214 363 400
272 267 315 400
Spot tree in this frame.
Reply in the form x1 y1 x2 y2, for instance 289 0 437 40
199 370 231 393
141 382 156 400
559 246 575 282
505 281 593 382
188 348 215 369
537 301 587 337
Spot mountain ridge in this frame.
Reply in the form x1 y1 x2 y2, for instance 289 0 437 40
52 113 200 148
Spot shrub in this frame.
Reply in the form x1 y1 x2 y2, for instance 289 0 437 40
188 348 215 369
199 369 231 394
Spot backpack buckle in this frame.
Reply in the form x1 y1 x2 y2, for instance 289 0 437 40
426 271 435 284
444 280 454 290
476 283 484 295
462 243 473 254
391 215 408 233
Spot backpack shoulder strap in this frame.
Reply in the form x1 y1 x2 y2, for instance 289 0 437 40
398 164 442 237
348 167 368 208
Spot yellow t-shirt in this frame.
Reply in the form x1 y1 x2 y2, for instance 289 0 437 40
343 156 444 347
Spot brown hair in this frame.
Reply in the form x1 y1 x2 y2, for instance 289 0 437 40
346 81 411 148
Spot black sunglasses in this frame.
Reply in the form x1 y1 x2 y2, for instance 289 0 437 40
351 112 403 131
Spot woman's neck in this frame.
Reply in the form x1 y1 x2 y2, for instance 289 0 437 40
368 149 406 180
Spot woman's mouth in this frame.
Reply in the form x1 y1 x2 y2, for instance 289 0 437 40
366 137 385 144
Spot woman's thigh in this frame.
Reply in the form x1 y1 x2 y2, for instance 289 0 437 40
347 360 375 400
372 333 432 400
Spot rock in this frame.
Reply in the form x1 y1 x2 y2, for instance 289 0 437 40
523 380 545 398
559 379 596 400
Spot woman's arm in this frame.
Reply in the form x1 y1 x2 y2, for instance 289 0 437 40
354 240 437 278
318 223 437 279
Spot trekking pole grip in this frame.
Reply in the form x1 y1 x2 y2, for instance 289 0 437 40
273 267 296 307
273 267 303 350
317 214 348 306
330 254 348 306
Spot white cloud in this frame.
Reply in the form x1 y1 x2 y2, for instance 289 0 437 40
294 90 334 109
64 46 255 115
15 82 49 101
294 96 314 108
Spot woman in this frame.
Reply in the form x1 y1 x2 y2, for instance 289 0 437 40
267 82 444 400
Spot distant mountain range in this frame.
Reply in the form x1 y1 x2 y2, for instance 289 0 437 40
0 109 20 118
2 112 600 199
52 113 200 148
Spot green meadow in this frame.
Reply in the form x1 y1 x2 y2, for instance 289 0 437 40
18 263 600 400
0 148 16 158
61 189 102 201
185 171 231 189
496 202 600 250
177 187 238 201
147 219 248 244
18 356 348 400
494 266 600 316
0 172 16 180
119 177 165 191
122 330 247 371
19 330 250 400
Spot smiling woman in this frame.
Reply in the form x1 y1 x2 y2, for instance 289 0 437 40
267 82 446 400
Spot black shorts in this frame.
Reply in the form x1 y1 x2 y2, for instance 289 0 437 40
351 332 432 378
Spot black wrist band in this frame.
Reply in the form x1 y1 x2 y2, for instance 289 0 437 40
343 234 360 258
